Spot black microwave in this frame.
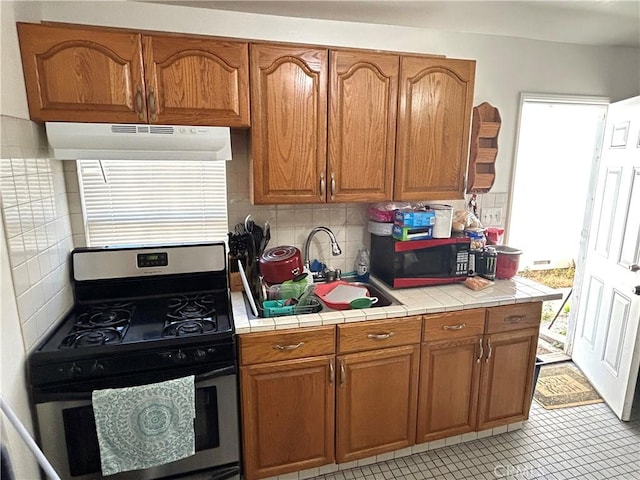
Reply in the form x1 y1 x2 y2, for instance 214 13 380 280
370 235 470 288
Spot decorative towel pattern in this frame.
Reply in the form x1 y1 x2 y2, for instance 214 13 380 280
92 375 195 476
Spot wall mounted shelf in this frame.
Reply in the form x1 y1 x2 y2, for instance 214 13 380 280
467 102 501 193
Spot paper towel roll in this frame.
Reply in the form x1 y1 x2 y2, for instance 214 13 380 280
431 204 453 238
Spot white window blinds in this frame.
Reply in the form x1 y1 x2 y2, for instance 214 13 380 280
77 160 228 247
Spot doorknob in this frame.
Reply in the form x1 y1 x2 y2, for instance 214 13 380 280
630 264 640 272
633 286 640 296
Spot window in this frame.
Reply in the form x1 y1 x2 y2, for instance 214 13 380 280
77 160 228 246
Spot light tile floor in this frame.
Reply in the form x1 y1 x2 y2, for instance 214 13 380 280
310 400 640 480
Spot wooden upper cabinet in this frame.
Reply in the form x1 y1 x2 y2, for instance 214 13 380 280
328 50 398 203
250 44 328 204
142 34 249 126
17 23 145 123
17 23 250 126
395 56 476 201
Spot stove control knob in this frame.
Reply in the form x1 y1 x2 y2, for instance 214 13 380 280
175 350 188 363
71 364 83 378
193 349 207 361
92 362 105 374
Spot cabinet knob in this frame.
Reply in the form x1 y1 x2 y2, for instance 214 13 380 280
629 264 640 272
633 286 640 296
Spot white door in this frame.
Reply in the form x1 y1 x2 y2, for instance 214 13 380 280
572 96 640 421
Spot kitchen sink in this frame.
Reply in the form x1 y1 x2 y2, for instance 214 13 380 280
243 277 400 319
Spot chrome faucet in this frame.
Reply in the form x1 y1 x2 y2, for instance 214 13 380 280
303 227 342 276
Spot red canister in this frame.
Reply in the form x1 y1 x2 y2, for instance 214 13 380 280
494 246 523 279
259 246 303 284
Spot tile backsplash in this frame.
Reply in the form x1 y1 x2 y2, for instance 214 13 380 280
1 116 74 350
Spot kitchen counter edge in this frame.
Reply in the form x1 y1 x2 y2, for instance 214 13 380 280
231 276 563 334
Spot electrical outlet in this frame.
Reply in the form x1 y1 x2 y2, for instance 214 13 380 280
481 208 503 226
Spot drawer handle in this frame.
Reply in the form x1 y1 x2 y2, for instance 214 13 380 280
485 338 492 364
443 323 467 330
367 332 394 340
477 337 483 363
273 342 305 351
504 315 526 324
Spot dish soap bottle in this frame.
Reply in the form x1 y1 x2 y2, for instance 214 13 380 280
355 248 370 282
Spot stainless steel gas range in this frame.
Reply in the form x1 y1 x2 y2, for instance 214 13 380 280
28 243 240 480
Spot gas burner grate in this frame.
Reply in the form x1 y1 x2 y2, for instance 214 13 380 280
162 319 217 337
167 294 217 321
60 301 133 348
163 294 218 337
61 327 124 348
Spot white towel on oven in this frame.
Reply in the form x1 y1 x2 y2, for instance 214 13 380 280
92 375 195 476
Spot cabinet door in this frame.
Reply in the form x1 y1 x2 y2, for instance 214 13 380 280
336 345 419 463
250 44 328 204
17 23 146 123
143 34 249 126
395 56 475 201
416 336 482 443
328 50 398 202
476 328 539 430
240 356 335 480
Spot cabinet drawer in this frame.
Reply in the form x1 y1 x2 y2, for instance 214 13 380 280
485 302 542 334
239 326 335 365
337 316 422 354
423 309 485 341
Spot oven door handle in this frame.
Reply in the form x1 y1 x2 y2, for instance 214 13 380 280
195 364 237 383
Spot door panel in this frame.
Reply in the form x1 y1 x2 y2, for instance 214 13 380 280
572 96 640 421
580 276 604 348
594 168 622 257
328 50 398 202
143 35 249 126
601 290 631 375
476 329 538 430
618 168 640 267
395 57 475 201
336 346 419 463
250 44 328 204
416 337 481 443
240 356 334 479
17 23 146 123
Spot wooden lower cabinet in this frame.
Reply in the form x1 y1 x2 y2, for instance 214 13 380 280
336 345 420 463
417 304 541 442
416 335 482 442
240 356 335 480
476 327 540 430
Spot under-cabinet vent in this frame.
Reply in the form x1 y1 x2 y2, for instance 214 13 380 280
149 126 175 135
111 125 137 134
45 122 232 161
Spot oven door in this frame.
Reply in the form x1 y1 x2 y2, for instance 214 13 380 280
35 368 239 480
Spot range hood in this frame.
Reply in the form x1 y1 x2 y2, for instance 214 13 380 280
45 122 232 161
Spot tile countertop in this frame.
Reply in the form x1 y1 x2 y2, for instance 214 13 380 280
231 276 563 334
